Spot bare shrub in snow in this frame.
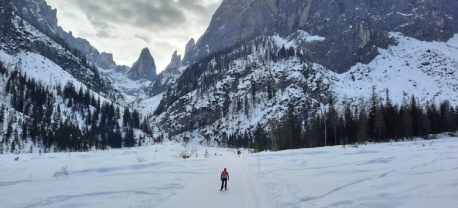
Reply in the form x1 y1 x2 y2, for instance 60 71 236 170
180 143 196 159
61 166 69 177
137 157 146 162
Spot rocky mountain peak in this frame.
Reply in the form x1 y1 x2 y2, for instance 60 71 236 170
182 38 196 65
182 0 253 64
128 47 157 81
96 52 117 69
11 0 58 32
165 50 182 71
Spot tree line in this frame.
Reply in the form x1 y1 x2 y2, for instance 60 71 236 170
253 88 458 152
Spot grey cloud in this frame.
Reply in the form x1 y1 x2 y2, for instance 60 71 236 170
92 20 110 30
55 0 222 70
96 30 111 38
135 34 151 43
67 0 215 30
178 0 208 13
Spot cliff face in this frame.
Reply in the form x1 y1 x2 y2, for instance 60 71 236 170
184 0 458 72
0 0 122 99
96 52 117 69
128 48 157 81
165 50 182 71
182 0 253 66
10 0 117 69
0 0 13 41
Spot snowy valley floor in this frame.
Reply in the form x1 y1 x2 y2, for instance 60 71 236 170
1 138 458 208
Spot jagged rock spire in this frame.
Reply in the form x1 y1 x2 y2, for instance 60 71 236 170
165 50 182 71
128 48 157 81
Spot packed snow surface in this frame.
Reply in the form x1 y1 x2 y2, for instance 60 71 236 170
1 137 458 208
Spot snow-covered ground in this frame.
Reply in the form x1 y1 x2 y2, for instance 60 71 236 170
1 137 457 208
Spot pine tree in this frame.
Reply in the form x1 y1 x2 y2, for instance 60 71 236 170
439 100 453 133
427 101 440 134
124 128 136 148
374 106 386 142
86 109 91 126
5 116 14 144
343 103 356 145
410 95 421 137
309 114 324 147
357 107 368 143
399 106 413 140
21 119 27 142
84 88 91 106
13 128 20 153
0 104 4 133
282 104 301 149
367 86 379 141
253 124 265 152
123 108 131 128
132 110 140 128
327 98 339 146
383 90 398 141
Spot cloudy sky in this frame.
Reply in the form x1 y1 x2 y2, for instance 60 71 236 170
46 0 223 72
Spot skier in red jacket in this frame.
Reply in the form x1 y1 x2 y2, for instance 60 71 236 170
220 168 229 191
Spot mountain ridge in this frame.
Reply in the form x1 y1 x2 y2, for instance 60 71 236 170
184 0 458 73
10 0 118 70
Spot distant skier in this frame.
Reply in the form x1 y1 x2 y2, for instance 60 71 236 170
220 168 229 191
237 149 241 157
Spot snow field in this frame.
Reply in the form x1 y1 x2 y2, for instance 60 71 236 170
1 138 458 207
250 138 458 207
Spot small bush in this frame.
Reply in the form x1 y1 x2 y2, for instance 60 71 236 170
137 157 146 162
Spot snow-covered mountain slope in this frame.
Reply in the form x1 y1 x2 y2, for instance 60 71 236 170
151 31 458 141
0 51 153 153
9 0 163 103
0 2 154 154
98 65 150 101
0 50 121 110
0 5 122 100
335 32 458 105
0 50 84 90
97 63 182 116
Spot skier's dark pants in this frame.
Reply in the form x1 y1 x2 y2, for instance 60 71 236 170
221 178 227 190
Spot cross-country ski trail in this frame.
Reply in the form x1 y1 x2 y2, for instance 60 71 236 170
155 153 275 208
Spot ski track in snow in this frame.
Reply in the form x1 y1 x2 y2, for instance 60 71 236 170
155 153 275 208
244 139 458 208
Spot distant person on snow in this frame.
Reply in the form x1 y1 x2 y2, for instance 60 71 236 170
220 168 229 191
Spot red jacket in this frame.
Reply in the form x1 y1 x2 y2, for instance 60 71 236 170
221 170 229 180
